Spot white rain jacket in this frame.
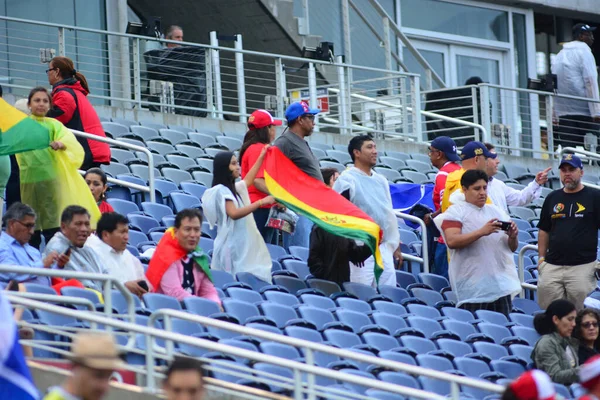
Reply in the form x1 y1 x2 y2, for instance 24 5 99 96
552 40 600 118
201 180 272 283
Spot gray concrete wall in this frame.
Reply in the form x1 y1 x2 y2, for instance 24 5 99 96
483 0 600 19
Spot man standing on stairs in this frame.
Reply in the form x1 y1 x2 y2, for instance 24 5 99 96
334 135 401 287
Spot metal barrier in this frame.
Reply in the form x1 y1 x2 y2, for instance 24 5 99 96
0 265 136 336
6 295 494 400
517 244 539 298
70 129 156 203
395 211 429 274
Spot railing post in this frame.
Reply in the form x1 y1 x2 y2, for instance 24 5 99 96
209 31 224 120
305 348 316 400
145 331 156 390
546 95 555 155
412 76 424 142
103 280 112 334
382 17 393 87
401 76 409 137
57 27 66 56
479 85 491 143
132 38 142 109
471 86 480 127
205 48 215 119
275 58 287 120
308 62 319 132
336 56 349 135
341 0 352 66
234 34 247 122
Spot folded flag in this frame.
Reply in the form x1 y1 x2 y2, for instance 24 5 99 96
0 291 38 400
146 227 212 291
0 98 50 155
390 183 435 229
263 147 385 281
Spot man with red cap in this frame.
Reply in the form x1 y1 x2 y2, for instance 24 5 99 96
502 370 556 400
579 355 600 399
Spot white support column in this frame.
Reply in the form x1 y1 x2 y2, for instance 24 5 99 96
275 58 286 120
308 62 319 133
234 34 247 122
210 31 224 120
105 0 132 108
336 55 348 135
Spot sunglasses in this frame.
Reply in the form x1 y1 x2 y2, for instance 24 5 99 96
45 67 57 73
583 321 599 329
302 114 315 121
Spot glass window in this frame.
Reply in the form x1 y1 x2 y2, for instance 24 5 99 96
401 0 509 42
403 49 446 89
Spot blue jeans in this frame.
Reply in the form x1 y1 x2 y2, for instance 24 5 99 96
433 242 449 280
253 207 290 250
289 216 312 249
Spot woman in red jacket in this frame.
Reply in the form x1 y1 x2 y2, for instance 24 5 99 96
46 56 111 170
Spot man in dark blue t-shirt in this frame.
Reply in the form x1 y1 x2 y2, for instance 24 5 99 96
538 154 600 310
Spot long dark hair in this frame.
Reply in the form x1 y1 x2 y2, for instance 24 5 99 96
27 87 52 107
573 308 600 349
239 126 271 165
533 299 576 335
85 167 109 201
211 151 240 199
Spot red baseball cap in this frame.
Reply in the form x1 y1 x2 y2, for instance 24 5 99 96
247 109 282 130
509 370 556 400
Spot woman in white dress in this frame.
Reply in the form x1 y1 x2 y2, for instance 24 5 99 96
201 146 275 283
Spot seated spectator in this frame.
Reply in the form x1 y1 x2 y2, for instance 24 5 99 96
532 299 579 385
43 332 124 400
580 355 600 399
146 209 220 303
0 203 71 289
308 168 371 287
202 149 274 283
163 357 205 400
44 206 108 291
434 169 521 316
501 370 556 400
84 168 113 214
20 87 100 249
46 56 110 170
85 212 150 297
574 309 600 365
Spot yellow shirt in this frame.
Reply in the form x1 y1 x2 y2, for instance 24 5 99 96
440 168 491 212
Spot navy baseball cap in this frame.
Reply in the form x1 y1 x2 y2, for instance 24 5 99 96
573 23 596 36
460 141 497 160
430 136 460 162
559 154 583 169
285 101 320 123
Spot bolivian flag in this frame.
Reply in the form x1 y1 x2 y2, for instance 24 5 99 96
264 147 385 281
0 98 51 154
146 227 212 291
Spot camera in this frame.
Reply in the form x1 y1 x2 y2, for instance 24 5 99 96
497 221 512 231
527 74 557 93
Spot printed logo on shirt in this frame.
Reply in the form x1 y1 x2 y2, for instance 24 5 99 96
576 202 586 213
551 202 566 219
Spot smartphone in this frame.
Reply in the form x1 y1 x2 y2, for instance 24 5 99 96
138 281 149 291
497 221 512 231
63 247 72 256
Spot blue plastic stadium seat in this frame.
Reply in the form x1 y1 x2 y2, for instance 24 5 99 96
361 332 400 352
306 279 341 296
297 306 336 331
378 371 420 390
337 369 376 395
252 363 293 393
399 336 436 354
379 350 416 366
336 309 374 333
371 301 408 317
259 302 299 328
410 287 444 307
129 214 160 234
442 320 478 342
223 299 264 325
143 293 182 311
490 360 525 379
218 339 259 364
378 285 410 304
141 202 174 222
236 272 272 292
512 297 542 315
395 270 417 289
509 344 533 365
300 294 336 310
263 291 299 308
198 238 215 255
226 287 263 304
60 287 101 310
289 246 308 262
182 297 221 317
343 282 379 302
441 307 476 323
477 323 514 345
406 304 441 320
107 198 139 215
475 310 510 326
435 338 473 358
260 342 301 361
281 260 311 280
266 243 288 260
509 313 534 329
371 312 408 336
335 297 371 313
406 316 443 339
170 192 201 212
323 329 362 349
511 326 540 346
418 273 450 292
211 270 236 289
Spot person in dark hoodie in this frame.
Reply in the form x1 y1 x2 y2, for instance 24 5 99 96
307 168 372 287
46 56 111 170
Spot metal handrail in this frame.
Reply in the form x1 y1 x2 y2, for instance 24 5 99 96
395 212 429 274
0 265 136 336
71 129 155 203
7 295 452 400
148 308 503 397
517 244 539 297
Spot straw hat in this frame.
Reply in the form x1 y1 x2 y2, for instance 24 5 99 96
68 333 124 370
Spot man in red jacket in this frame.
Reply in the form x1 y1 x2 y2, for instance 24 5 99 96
46 56 111 170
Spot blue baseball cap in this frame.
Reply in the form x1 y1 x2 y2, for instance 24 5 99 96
460 141 497 160
430 136 460 162
559 153 583 169
285 101 320 123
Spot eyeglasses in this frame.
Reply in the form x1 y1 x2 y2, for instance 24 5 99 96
14 220 36 230
302 115 315 121
583 321 599 329
428 147 441 155
45 67 57 73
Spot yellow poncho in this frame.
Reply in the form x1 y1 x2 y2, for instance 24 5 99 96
441 168 491 212
16 116 100 230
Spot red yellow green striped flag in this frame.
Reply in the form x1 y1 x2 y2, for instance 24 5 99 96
0 98 50 155
263 147 384 281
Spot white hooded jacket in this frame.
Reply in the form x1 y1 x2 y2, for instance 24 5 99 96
552 40 600 117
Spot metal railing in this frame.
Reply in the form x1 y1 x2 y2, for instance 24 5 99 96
0 265 136 337
6 295 507 400
70 129 156 203
517 244 539 298
395 212 429 274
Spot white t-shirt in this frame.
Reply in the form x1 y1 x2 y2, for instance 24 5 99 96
434 202 521 306
85 235 146 284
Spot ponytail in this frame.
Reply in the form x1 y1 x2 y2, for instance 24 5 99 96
50 56 90 93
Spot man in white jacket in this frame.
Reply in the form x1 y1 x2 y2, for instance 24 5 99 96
552 23 600 149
